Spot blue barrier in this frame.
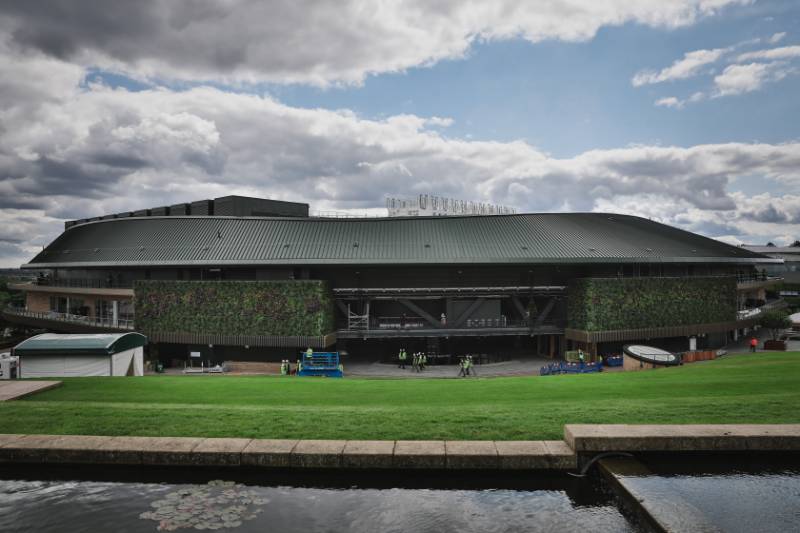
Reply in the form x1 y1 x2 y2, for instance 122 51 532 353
605 355 623 367
539 361 603 376
297 351 343 378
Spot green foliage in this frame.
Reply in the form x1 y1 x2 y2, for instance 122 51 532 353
568 276 737 331
134 280 335 336
2 352 799 440
758 310 792 340
0 277 24 326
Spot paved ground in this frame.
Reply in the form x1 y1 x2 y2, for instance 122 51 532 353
725 327 800 353
0 380 61 401
150 328 800 379
345 357 554 378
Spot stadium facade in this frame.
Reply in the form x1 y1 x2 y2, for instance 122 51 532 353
2 195 785 364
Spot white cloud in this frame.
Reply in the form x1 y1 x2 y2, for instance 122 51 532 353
654 91 705 108
0 0 748 86
655 96 684 108
636 37 800 105
713 61 794 96
737 44 800 62
632 47 729 86
768 32 787 44
2 45 799 266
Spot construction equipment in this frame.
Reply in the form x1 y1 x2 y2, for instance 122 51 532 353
297 351 343 378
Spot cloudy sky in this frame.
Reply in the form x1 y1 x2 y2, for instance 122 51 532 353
1 0 799 267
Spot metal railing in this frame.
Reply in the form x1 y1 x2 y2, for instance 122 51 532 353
333 286 566 296
31 278 134 289
736 274 782 284
2 306 135 330
736 299 788 320
340 316 542 331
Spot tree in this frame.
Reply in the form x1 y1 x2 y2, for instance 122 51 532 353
791 240 800 247
758 310 792 341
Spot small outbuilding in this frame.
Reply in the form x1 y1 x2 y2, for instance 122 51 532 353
790 312 800 331
13 333 147 378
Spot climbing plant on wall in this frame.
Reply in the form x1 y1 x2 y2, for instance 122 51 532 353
567 276 737 331
134 280 335 336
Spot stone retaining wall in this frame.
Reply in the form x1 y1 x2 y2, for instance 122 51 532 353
2 425 799 471
0 435 576 470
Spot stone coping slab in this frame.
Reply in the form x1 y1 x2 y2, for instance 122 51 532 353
342 440 395 469
0 435 577 470
291 440 347 468
241 439 298 468
565 424 800 452
493 441 578 470
445 441 498 469
394 440 446 469
3 425 800 470
193 438 253 466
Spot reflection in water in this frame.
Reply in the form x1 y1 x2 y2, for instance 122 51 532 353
632 469 800 533
0 476 635 533
633 455 800 533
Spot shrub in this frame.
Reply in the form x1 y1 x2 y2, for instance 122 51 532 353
758 310 792 341
134 280 335 337
568 276 737 331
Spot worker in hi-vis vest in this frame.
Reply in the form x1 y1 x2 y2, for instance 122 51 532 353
398 348 407 369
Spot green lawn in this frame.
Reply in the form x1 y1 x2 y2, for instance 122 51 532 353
1 352 798 441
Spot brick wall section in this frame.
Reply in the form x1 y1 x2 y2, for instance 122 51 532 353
25 292 50 312
25 291 132 317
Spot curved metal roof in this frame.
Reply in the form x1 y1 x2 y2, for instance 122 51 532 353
13 333 147 356
23 213 777 268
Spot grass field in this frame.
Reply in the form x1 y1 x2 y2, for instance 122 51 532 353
1 352 798 441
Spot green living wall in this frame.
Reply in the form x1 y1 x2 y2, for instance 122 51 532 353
568 276 737 332
134 280 335 336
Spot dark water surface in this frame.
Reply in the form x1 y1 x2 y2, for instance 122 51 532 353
635 454 800 533
0 467 636 533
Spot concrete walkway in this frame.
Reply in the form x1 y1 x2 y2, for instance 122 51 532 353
0 380 61 401
345 357 553 378
725 327 800 353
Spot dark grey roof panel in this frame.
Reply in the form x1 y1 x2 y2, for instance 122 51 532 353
169 203 189 216
23 213 777 268
213 195 309 217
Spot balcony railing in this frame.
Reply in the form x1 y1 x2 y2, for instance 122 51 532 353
3 306 135 330
31 278 134 289
736 272 783 283
341 315 559 331
736 299 788 321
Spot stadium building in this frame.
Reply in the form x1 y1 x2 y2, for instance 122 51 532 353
2 195 785 365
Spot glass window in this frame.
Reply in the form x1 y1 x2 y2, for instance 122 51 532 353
118 300 135 321
49 296 67 313
68 298 85 315
95 299 111 320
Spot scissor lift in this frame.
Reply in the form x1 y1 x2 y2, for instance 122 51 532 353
297 351 343 378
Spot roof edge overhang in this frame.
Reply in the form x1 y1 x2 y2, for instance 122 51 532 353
22 256 782 269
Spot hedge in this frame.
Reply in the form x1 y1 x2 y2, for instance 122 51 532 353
568 277 737 332
134 280 335 336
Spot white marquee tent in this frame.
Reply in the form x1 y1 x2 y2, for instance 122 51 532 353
13 333 146 378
